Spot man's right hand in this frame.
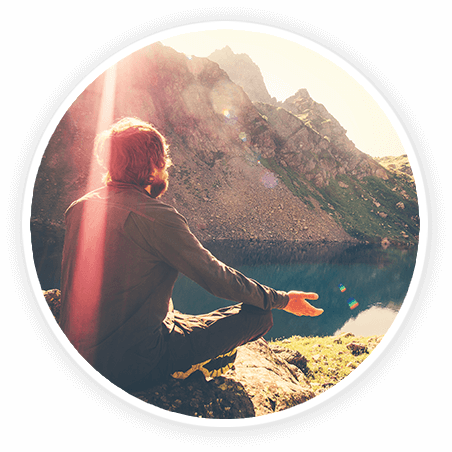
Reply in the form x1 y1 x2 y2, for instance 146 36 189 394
283 291 323 317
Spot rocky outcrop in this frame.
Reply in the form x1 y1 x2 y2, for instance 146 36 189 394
224 338 314 415
255 90 390 186
131 339 315 418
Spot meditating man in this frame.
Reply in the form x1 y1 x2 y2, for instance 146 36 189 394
59 117 323 392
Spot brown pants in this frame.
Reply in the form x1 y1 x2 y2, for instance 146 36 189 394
126 303 273 391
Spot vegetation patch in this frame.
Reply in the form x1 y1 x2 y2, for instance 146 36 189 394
257 157 419 243
271 333 382 395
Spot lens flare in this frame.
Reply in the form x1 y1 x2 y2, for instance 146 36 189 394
261 170 278 189
347 297 359 310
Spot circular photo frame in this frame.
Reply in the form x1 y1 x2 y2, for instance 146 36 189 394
24 19 427 428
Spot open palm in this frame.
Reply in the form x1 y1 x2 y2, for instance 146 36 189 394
283 291 323 317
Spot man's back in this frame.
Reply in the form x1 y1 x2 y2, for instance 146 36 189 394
60 184 178 387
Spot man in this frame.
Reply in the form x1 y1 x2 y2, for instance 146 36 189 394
59 117 323 393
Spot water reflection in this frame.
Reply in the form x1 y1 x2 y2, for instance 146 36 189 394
172 242 418 339
334 305 399 336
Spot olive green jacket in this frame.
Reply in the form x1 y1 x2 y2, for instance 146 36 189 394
59 183 289 389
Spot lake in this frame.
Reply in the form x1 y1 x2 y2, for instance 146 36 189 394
171 242 418 340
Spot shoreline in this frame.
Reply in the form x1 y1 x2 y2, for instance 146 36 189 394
202 238 417 267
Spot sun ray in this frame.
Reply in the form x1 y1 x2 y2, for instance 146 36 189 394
67 64 117 347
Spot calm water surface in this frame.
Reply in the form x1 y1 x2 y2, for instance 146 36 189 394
172 243 418 340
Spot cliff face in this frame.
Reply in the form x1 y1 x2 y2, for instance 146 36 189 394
254 97 388 188
31 42 419 289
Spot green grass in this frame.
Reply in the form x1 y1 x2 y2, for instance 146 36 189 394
328 175 419 243
259 157 317 208
272 333 382 395
257 154 420 243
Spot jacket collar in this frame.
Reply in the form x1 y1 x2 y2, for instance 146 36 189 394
106 181 151 197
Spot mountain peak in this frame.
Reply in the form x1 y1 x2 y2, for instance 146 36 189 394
208 46 275 104
222 45 234 54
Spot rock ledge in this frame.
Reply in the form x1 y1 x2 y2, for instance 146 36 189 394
131 338 315 419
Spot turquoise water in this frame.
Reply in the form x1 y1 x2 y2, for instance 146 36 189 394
171 244 418 339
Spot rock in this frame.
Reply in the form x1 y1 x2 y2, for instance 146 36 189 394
131 371 255 419
131 338 315 418
381 237 391 249
333 332 356 344
224 339 315 416
311 354 322 362
268 343 308 370
396 201 405 209
375 167 389 180
43 289 61 320
346 342 368 356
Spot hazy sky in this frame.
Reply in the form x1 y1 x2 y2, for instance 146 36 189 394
162 29 405 158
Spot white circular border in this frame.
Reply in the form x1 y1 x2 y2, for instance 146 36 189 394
21 18 429 429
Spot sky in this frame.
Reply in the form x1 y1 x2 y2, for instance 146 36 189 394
162 29 406 158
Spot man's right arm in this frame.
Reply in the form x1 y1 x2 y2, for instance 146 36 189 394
131 207 289 311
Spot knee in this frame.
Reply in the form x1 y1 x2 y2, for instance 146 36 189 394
263 310 274 334
241 304 274 336
255 309 273 338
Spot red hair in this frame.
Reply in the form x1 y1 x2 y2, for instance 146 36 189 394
95 117 171 186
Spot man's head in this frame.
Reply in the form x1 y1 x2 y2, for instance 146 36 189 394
95 117 172 198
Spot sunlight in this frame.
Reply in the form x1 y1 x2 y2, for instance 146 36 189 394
68 64 117 345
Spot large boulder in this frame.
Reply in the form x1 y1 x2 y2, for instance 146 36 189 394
130 338 315 419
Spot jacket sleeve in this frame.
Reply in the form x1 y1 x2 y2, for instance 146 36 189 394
131 207 289 311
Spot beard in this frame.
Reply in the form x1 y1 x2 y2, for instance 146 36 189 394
149 170 169 198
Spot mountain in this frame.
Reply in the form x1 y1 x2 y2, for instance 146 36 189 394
30 42 419 289
209 47 419 244
208 46 276 104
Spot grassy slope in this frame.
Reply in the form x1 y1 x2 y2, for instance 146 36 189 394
260 156 419 245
